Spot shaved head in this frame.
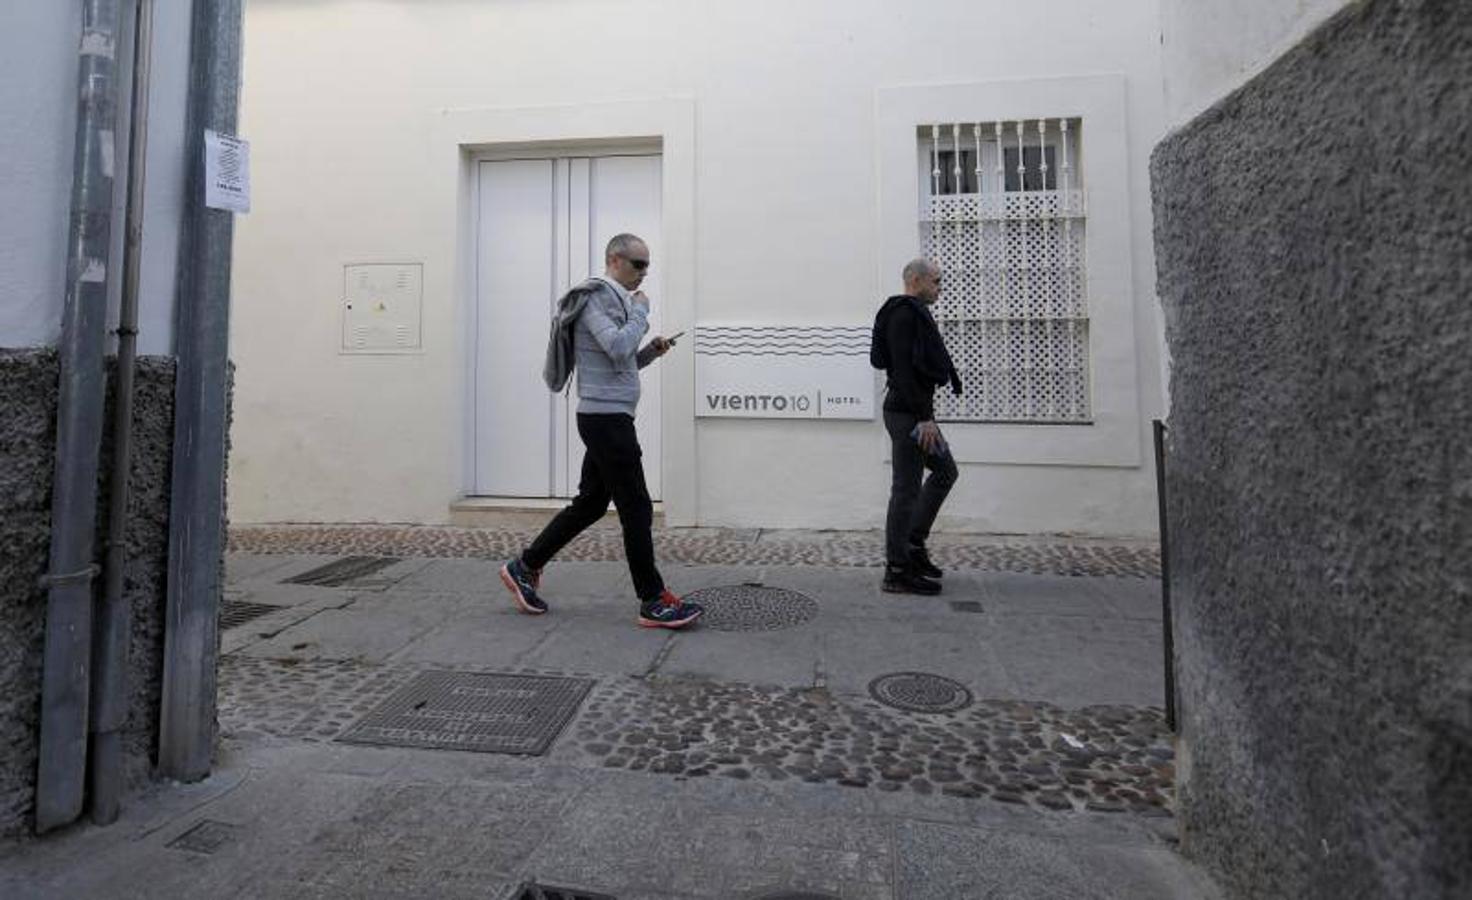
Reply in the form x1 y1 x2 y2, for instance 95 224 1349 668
605 233 646 262
903 258 943 304
902 258 939 284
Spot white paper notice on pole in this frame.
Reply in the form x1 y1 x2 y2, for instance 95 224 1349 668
204 129 250 213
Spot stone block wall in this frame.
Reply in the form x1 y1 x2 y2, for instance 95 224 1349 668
0 349 178 838
1151 1 1471 897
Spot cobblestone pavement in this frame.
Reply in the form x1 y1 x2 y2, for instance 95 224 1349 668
228 523 1161 579
219 656 1175 818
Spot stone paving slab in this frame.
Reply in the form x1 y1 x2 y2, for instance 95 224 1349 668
234 604 450 663
656 620 830 689
223 552 300 583
987 615 1168 708
894 819 1210 900
817 625 1021 700
979 571 1153 619
229 523 1161 579
219 593 360 656
383 618 554 668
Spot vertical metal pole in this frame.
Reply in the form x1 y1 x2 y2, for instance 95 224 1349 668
158 0 242 782
91 0 155 825
36 0 126 834
1153 419 1177 732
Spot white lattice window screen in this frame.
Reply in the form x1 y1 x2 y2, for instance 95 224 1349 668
920 119 1090 423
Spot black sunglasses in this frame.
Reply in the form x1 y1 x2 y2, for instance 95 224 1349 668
624 257 650 271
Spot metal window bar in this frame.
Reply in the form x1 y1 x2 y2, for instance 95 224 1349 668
918 118 1089 423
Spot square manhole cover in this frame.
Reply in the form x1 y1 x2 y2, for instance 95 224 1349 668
284 555 400 587
219 600 280 630
167 819 239 854
338 671 594 756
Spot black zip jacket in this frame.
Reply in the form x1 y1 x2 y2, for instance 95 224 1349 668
870 295 963 421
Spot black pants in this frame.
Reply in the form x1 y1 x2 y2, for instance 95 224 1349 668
884 408 959 568
522 413 664 603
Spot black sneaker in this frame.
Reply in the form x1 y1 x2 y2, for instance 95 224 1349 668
883 565 941 596
499 557 548 615
908 544 943 579
637 589 704 629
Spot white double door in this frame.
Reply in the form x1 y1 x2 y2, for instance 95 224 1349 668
475 154 663 499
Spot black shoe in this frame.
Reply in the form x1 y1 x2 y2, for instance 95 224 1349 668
883 565 941 595
499 557 548 614
637 589 705 629
908 545 943 579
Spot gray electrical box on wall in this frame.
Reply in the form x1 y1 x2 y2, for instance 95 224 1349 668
342 263 423 353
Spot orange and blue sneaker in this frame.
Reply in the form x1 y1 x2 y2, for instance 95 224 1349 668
637 588 704 629
499 557 547 615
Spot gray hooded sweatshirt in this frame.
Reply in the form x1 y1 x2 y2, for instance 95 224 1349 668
575 276 659 416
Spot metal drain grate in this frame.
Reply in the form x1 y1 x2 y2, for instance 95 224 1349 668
219 600 281 630
680 584 818 632
949 600 984 613
283 555 400 587
338 671 594 755
868 672 974 714
167 820 239 854
513 883 617 900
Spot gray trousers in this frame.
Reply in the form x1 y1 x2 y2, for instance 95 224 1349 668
884 409 959 567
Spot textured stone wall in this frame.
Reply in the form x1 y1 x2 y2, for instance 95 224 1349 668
1151 1 1471 897
0 349 178 838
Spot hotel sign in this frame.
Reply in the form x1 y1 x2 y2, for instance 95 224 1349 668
694 324 875 420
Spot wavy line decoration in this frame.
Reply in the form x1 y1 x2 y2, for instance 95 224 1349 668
695 324 871 357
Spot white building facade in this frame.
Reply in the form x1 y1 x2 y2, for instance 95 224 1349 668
229 0 1174 535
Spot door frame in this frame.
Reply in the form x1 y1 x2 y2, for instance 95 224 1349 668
436 99 698 525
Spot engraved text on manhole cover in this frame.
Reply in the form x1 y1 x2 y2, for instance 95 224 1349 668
285 555 400 587
338 671 593 755
680 584 818 632
868 672 974 713
219 600 280 630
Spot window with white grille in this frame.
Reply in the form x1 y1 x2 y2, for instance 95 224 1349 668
919 120 1090 424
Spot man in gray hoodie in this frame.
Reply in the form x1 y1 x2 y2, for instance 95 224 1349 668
500 233 704 629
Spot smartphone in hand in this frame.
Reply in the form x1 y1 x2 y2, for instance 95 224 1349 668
910 423 950 458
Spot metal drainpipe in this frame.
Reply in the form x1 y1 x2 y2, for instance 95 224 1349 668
36 0 126 834
157 0 243 782
89 0 155 826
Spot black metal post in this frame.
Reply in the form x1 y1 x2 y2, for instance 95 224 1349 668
1152 419 1177 732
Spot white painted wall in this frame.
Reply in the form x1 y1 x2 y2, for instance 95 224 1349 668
1160 0 1355 129
0 4 79 348
0 1 193 355
231 0 1169 535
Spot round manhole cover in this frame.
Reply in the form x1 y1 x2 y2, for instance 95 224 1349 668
681 584 818 632
868 672 974 713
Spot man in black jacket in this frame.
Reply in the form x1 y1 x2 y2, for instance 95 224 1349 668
871 258 961 594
